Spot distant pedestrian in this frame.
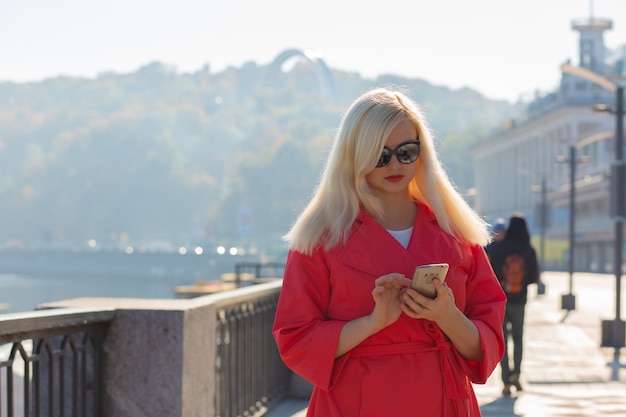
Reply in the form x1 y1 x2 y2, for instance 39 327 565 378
486 214 539 396
272 88 506 416
484 218 506 252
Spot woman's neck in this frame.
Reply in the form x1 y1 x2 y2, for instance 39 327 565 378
378 196 417 231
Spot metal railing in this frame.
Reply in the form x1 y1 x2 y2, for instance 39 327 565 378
0 281 293 417
232 263 286 287
234 263 286 279
212 282 291 417
0 308 115 417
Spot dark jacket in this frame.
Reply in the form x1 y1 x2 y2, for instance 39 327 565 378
486 217 539 305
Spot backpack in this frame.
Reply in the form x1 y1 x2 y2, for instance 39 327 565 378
502 253 525 294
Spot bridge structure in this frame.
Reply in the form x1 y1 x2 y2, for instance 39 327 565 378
259 48 337 102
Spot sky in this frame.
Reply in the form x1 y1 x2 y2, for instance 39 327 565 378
1 0 626 103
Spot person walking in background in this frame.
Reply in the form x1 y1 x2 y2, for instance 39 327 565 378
492 218 506 242
486 214 539 396
272 87 506 416
484 218 506 252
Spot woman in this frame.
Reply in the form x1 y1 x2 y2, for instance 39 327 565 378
273 88 506 416
486 214 539 396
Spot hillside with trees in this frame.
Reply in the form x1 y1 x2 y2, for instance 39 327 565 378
0 59 522 253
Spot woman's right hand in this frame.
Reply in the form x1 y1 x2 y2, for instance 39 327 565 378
335 273 408 357
369 273 408 331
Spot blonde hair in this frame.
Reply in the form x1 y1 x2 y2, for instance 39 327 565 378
284 88 490 254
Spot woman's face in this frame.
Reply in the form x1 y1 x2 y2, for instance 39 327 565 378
365 118 419 199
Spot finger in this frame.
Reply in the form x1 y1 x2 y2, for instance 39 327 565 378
401 303 418 317
432 278 448 297
372 286 385 294
375 273 398 284
405 287 429 302
391 276 409 289
371 285 386 300
401 298 423 317
375 274 406 288
403 292 424 309
433 282 454 303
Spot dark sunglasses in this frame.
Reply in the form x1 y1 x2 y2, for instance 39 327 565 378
376 140 421 168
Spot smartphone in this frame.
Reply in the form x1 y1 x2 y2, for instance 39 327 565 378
410 263 449 299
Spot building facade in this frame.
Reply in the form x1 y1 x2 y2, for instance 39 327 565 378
473 17 624 272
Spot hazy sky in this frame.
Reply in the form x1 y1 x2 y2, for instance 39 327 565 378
1 0 625 102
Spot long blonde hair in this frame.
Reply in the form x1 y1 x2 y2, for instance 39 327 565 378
284 88 490 254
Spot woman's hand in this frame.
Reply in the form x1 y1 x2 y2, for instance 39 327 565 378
400 279 457 327
335 272 407 357
400 278 483 361
369 273 408 331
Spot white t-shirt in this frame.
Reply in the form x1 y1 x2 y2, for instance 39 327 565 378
387 227 413 248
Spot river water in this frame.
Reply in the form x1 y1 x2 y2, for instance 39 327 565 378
0 272 196 314
0 247 288 314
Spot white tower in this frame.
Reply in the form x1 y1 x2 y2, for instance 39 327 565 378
571 17 612 75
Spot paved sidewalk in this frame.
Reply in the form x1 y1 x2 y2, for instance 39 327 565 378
473 271 626 416
269 271 626 417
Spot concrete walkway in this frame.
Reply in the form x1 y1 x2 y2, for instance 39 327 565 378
268 271 626 416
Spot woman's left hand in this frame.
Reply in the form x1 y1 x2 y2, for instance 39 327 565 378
400 279 458 326
401 278 483 362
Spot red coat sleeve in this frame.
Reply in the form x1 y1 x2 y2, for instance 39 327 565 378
272 248 349 391
456 244 507 383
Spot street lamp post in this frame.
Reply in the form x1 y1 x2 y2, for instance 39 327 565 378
554 131 611 310
591 88 625 365
537 176 548 295
561 63 625 373
606 83 625 357
566 146 576 310
555 146 586 310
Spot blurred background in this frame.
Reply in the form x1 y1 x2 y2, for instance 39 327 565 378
0 0 624 312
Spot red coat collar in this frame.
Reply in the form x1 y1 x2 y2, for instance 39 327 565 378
333 202 459 279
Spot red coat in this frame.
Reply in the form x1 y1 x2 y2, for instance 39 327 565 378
273 203 506 417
